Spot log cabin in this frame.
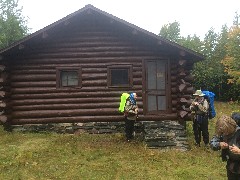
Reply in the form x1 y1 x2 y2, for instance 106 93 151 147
0 4 204 126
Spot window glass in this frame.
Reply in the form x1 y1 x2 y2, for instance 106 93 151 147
108 65 132 87
56 67 81 88
61 71 78 86
111 69 129 86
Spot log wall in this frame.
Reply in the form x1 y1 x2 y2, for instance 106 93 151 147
0 21 195 125
1 24 179 125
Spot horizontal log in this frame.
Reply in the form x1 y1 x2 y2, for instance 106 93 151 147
184 74 194 82
25 47 147 58
11 90 143 100
12 69 56 75
11 81 56 88
10 78 143 87
179 98 188 103
171 94 178 100
11 74 56 81
12 102 143 111
172 100 178 106
0 86 11 91
12 108 145 118
178 94 192 99
171 76 177 82
11 86 143 94
10 113 178 124
11 97 121 106
171 87 178 93
12 59 145 69
171 82 177 87
11 116 124 124
19 50 155 61
184 87 194 94
183 113 192 121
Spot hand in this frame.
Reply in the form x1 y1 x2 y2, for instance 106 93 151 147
194 102 199 106
220 142 229 149
135 108 139 113
229 144 240 154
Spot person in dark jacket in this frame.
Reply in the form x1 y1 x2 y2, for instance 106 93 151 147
190 90 209 147
124 92 138 141
210 115 240 180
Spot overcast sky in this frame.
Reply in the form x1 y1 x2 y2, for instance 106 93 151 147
19 0 240 39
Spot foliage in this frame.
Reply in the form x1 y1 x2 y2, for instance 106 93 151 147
0 101 238 179
158 17 240 101
192 26 230 99
0 0 29 49
221 14 240 85
159 21 181 43
178 34 203 53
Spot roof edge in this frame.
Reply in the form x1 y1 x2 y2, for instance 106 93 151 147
0 4 204 60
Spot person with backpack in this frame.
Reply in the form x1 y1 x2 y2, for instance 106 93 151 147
190 90 209 147
210 115 240 179
123 92 138 141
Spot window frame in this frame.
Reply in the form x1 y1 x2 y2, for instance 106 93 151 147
107 65 133 88
56 67 82 89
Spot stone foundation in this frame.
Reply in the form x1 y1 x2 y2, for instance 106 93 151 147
8 120 189 151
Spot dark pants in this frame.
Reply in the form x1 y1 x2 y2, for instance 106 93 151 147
193 115 209 145
125 117 135 140
227 161 240 180
227 168 240 180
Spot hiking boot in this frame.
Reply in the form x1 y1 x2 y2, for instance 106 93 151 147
194 143 200 147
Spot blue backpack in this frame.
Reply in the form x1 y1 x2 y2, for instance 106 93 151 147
202 90 216 119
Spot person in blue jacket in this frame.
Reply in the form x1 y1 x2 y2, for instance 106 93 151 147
210 115 240 180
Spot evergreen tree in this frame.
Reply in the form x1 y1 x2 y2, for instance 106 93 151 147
0 0 29 49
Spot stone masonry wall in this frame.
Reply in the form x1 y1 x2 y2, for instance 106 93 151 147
8 120 189 151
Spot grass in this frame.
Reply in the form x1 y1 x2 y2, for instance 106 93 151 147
0 101 239 180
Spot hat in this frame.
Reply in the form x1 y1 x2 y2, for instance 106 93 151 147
193 90 205 96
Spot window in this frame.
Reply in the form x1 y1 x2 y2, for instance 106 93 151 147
107 65 133 87
56 67 82 88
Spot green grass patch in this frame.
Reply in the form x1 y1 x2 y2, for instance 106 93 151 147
0 101 239 179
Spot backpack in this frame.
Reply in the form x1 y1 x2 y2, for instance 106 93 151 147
119 93 130 113
202 90 216 119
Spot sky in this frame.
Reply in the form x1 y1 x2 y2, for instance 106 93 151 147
18 0 240 39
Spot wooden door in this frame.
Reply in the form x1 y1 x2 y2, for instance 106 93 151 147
145 60 169 114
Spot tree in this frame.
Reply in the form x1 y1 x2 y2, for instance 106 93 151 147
0 0 29 49
178 34 203 53
221 12 240 85
191 28 219 91
159 21 181 43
